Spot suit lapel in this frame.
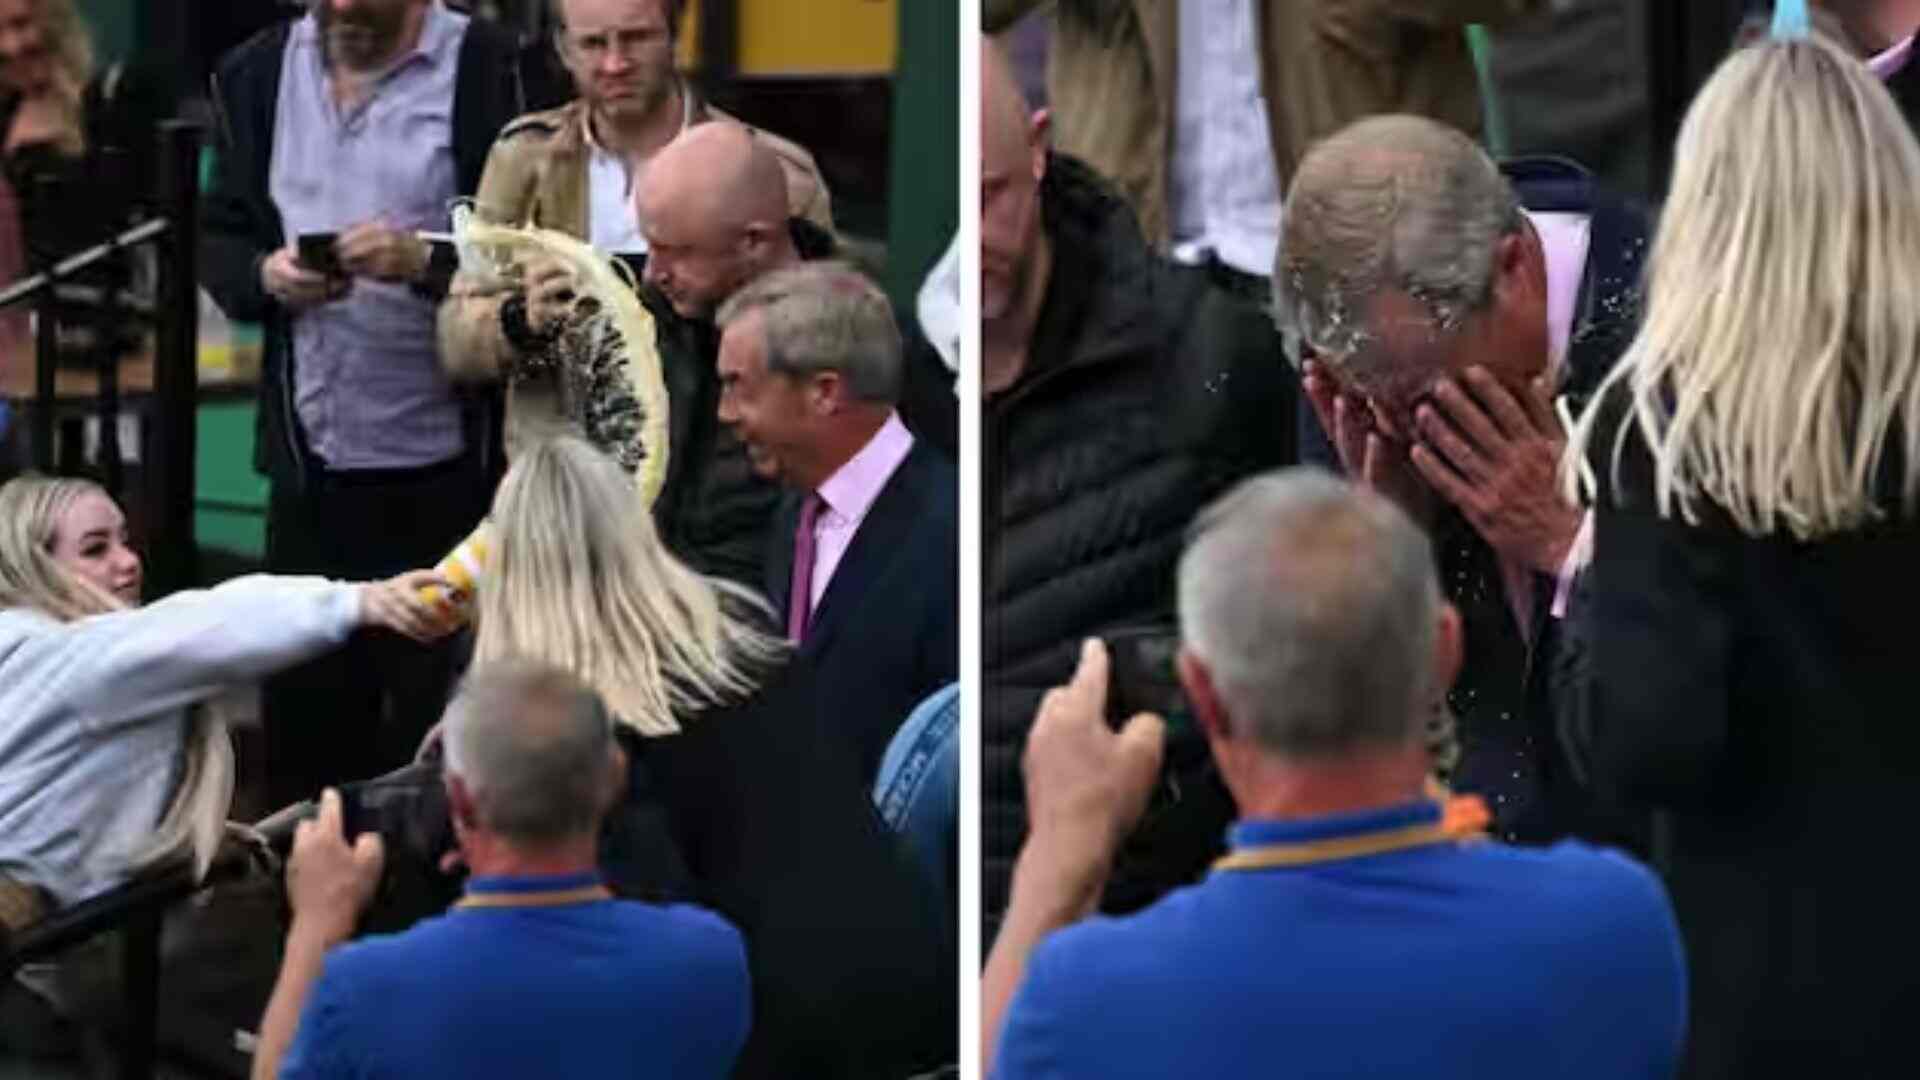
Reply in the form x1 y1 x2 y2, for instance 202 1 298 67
800 444 931 658
766 490 801 615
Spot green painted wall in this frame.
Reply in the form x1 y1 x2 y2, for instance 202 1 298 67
195 401 267 558
883 0 957 313
75 0 133 64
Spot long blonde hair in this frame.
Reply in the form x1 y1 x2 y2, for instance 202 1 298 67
0 475 233 882
472 436 787 736
1566 35 1920 538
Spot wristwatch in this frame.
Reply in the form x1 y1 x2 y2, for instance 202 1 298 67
499 292 560 353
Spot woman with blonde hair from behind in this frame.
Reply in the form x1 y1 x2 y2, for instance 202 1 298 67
450 435 952 1079
0 474 452 928
1563 29 1920 1078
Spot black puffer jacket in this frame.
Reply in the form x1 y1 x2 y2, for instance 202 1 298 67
982 156 1296 939
640 287 783 589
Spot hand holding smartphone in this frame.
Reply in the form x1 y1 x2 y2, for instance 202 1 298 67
297 232 345 279
1103 627 1193 736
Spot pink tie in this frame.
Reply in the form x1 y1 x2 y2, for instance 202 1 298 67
786 493 823 642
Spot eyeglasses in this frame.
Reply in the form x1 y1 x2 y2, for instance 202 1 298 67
561 25 667 61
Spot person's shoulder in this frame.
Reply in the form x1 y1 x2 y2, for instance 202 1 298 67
605 899 749 969
455 8 519 56
1461 839 1677 935
493 102 578 148
212 19 295 84
610 899 742 943
1031 883 1213 979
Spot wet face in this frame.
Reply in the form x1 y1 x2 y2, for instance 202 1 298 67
716 309 821 487
1342 232 1551 435
0 0 52 95
638 189 761 319
49 490 141 606
316 0 418 73
556 0 675 124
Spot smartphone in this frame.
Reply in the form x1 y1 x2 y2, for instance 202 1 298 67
1104 627 1193 735
297 231 343 277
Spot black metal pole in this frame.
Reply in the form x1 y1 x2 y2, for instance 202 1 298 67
97 286 124 494
31 186 56 472
699 0 738 84
116 908 162 1080
149 121 201 599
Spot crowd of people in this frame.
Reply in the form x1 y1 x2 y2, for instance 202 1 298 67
983 0 1920 1077
5 0 1920 1075
2 0 957 1076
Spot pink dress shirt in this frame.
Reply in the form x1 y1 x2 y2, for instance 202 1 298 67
1868 33 1914 80
806 412 916 611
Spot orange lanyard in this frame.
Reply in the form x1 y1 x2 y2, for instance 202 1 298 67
1212 796 1492 872
453 885 614 910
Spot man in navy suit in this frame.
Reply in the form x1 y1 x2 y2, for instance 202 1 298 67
714 262 958 783
1277 115 1653 851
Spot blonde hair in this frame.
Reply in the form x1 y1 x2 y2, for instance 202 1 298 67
472 436 787 736
0 474 120 621
1567 36 1920 538
0 474 232 883
32 0 92 99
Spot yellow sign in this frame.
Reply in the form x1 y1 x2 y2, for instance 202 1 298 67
679 0 897 77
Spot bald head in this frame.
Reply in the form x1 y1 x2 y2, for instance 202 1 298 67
981 37 1034 172
642 121 789 236
980 35 1051 328
638 121 798 318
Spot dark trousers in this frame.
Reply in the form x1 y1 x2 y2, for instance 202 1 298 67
261 456 488 810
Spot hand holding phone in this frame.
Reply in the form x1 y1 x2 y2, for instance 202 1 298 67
263 239 348 310
1103 627 1193 736
297 232 344 278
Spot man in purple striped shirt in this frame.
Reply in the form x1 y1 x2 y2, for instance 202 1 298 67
202 0 524 807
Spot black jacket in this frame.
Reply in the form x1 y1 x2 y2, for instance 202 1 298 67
640 284 785 589
636 655 954 1080
1298 157 1651 852
200 17 523 489
765 437 958 783
1573 395 1920 1079
982 155 1296 938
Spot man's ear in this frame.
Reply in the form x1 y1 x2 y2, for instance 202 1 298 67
445 773 480 835
1177 646 1230 743
1431 602 1464 707
1029 108 1051 182
1491 229 1535 310
808 370 845 415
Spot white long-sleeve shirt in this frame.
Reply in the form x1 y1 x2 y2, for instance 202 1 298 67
0 575 360 907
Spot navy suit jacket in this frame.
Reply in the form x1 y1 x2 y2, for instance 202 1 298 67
766 437 958 782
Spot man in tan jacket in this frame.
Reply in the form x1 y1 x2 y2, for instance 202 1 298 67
436 0 831 584
440 0 830 383
982 0 1537 294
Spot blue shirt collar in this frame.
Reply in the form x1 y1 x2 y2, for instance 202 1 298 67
464 870 604 896
1228 799 1441 851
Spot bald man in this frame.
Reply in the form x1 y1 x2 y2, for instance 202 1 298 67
638 121 801 319
435 115 823 585
978 35 1295 944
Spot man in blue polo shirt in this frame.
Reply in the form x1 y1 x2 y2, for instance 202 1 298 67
984 468 1686 1079
252 660 750 1080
